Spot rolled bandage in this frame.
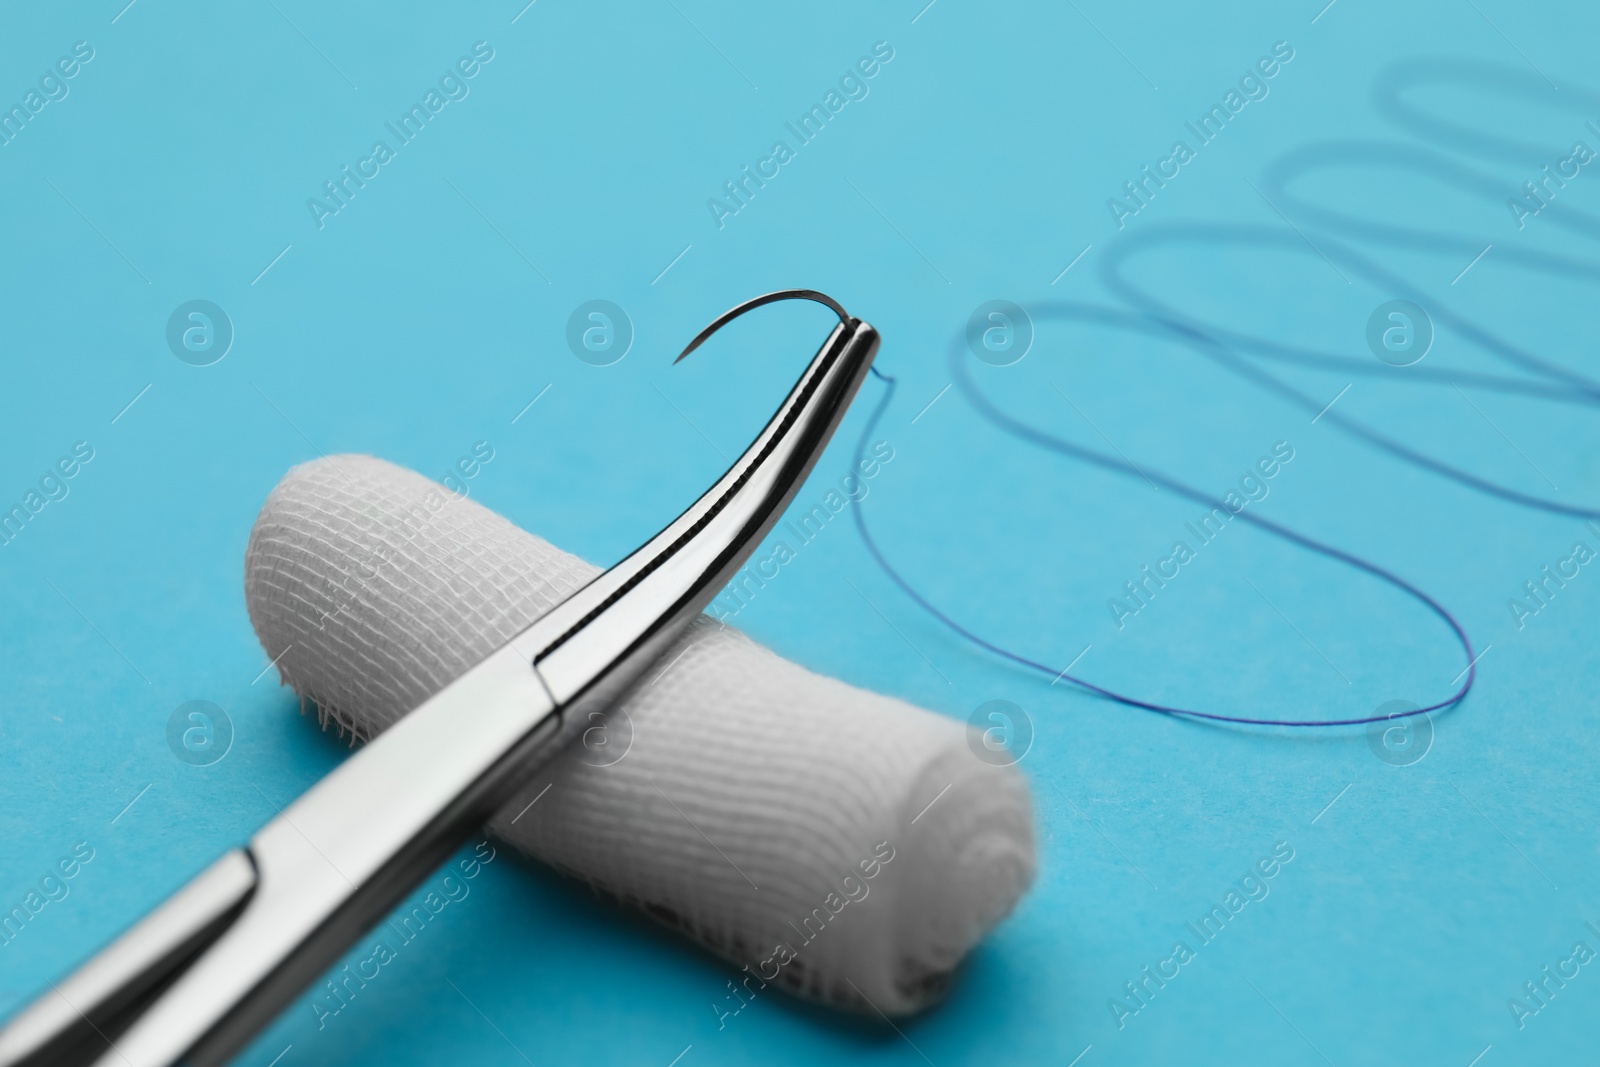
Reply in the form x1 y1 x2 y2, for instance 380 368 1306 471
243 455 1035 1014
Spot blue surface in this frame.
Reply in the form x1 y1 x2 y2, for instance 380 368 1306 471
3 1 1599 1064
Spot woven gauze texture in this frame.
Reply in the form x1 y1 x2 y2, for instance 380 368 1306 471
243 455 1035 1015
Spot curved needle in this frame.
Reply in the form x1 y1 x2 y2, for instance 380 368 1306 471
675 289 853 363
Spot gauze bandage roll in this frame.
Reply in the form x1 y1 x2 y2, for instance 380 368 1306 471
243 455 1034 1015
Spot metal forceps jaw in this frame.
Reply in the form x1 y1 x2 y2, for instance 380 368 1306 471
0 291 879 1067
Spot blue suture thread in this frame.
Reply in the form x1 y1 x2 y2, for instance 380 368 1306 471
852 358 1476 729
1098 231 1600 520
844 69 1600 727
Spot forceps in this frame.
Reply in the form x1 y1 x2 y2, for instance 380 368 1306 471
0 290 879 1067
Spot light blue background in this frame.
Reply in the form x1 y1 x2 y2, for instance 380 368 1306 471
3 1 1599 1064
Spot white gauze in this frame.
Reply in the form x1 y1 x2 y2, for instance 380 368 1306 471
243 455 1034 1015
